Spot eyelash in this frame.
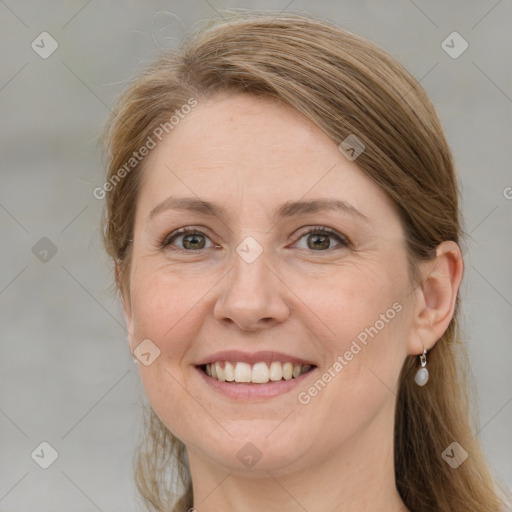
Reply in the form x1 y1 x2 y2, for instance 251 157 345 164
159 226 350 253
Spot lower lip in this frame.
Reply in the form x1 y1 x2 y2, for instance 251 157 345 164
195 366 316 401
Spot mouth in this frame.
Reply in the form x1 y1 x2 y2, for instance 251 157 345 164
193 350 318 400
198 360 316 384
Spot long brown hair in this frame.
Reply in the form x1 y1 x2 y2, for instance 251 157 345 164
101 11 510 512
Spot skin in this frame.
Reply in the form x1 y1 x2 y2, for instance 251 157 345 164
121 93 463 512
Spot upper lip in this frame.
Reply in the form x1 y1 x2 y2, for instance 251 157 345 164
194 350 316 366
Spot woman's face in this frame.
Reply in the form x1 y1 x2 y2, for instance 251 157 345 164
124 93 420 475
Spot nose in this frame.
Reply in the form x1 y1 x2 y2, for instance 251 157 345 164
213 245 291 331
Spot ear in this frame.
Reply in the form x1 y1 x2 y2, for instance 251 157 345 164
116 260 135 354
407 241 464 355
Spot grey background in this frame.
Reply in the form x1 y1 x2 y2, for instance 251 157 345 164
1 1 511 510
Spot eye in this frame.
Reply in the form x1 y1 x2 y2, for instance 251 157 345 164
160 226 350 253
160 227 217 251
292 226 349 251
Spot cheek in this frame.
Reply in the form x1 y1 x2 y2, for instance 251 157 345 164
128 267 217 439
297 262 410 397
292 275 409 449
295 262 406 344
129 262 214 353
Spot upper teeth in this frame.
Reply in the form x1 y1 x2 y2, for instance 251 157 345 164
205 361 312 383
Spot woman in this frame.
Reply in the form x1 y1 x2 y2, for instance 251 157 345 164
100 11 510 512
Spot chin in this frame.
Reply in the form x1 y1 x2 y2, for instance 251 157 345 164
183 421 317 475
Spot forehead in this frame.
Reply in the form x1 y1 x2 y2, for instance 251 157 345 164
136 93 399 229
153 93 336 173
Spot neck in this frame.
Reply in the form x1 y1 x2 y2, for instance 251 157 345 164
187 399 409 512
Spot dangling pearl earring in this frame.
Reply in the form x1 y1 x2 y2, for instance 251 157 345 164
414 348 429 386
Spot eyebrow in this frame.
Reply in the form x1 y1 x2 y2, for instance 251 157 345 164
148 196 368 223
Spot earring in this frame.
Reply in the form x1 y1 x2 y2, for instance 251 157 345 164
414 348 429 386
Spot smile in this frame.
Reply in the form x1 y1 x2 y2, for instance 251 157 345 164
202 361 314 383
